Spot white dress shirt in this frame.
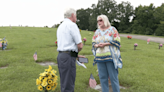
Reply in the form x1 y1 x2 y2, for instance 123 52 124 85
57 18 82 52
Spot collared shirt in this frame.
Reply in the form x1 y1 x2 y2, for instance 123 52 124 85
57 18 82 52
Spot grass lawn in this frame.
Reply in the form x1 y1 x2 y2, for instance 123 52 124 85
0 27 164 92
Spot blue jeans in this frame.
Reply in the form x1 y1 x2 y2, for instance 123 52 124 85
97 61 120 92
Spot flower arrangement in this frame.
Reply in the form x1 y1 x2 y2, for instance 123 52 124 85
0 37 8 50
36 65 58 92
55 40 57 46
147 39 150 44
159 44 163 49
134 43 138 50
127 35 132 39
83 37 87 45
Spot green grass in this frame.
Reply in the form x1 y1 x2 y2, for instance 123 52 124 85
0 27 164 92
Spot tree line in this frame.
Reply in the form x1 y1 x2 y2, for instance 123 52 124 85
54 0 164 36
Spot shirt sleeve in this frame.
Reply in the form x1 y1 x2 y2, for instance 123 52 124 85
92 29 98 57
110 27 121 49
70 23 82 44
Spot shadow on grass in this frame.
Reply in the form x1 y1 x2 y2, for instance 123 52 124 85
39 45 57 48
120 49 127 52
0 48 14 51
47 45 57 47
79 53 93 55
83 44 92 46
132 49 142 50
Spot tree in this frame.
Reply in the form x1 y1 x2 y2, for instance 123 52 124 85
116 1 134 33
88 0 118 31
76 8 91 30
131 4 157 35
154 4 164 36
96 0 117 22
89 4 98 31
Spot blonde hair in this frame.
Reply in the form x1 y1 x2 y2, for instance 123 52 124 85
97 15 111 28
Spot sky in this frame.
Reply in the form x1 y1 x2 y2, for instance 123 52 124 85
0 0 163 27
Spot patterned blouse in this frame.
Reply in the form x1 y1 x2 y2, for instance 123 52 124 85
92 26 122 69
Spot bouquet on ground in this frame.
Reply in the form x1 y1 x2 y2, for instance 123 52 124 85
55 40 57 46
36 65 58 92
127 35 132 39
147 39 150 44
134 43 138 50
0 37 8 50
83 37 87 45
159 44 163 49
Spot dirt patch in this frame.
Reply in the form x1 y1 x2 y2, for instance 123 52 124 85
36 61 57 66
0 65 8 69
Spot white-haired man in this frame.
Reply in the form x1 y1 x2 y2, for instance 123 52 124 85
57 8 84 92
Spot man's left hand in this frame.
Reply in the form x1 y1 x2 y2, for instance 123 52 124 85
78 55 85 58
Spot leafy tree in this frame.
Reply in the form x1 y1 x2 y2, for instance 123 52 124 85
76 8 91 30
89 4 98 31
116 1 134 33
154 4 164 36
131 4 157 35
96 0 117 22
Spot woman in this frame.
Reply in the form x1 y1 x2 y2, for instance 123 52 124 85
92 15 122 92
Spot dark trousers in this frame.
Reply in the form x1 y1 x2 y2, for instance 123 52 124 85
57 52 76 92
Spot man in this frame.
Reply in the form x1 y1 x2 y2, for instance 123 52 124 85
57 8 84 92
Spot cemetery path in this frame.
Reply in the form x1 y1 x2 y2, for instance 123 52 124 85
119 34 164 44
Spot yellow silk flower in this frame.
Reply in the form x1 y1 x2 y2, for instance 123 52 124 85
48 79 53 84
46 85 51 91
41 80 48 87
52 83 58 90
38 85 43 91
36 79 41 85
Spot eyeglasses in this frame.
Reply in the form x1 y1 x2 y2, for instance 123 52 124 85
97 19 103 23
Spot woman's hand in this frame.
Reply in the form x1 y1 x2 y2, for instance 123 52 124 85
94 44 99 48
99 43 106 48
94 43 106 48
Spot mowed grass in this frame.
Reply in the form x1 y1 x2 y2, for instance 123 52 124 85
0 27 164 92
